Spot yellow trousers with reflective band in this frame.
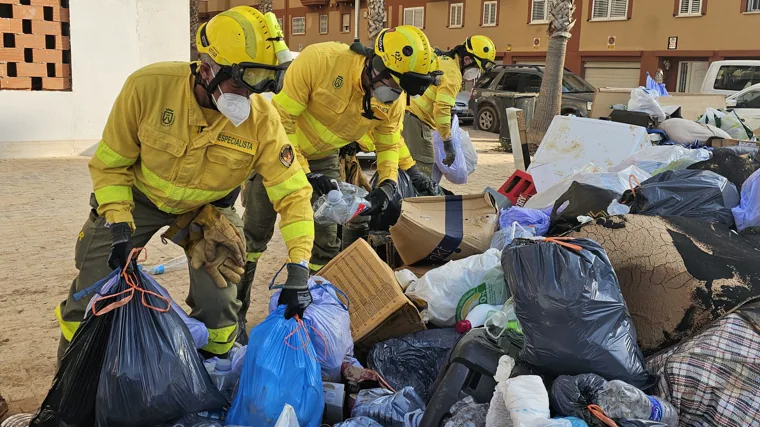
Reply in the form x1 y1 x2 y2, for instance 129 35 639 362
56 189 243 361
243 155 341 272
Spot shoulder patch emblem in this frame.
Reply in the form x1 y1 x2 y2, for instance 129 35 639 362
333 76 344 89
279 144 294 167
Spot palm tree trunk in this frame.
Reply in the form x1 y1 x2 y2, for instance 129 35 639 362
190 0 199 60
259 0 273 14
526 0 575 149
367 0 386 45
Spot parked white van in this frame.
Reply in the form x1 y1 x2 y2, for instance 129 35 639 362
701 60 760 96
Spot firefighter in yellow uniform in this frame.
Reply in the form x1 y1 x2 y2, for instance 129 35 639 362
55 7 314 360
239 27 439 317
404 36 497 178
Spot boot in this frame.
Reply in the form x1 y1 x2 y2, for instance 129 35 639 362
236 261 256 346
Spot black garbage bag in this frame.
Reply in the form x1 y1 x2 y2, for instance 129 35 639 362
501 238 653 389
31 300 116 427
351 387 426 427
367 328 461 401
550 374 607 423
369 169 418 231
549 182 621 235
620 169 739 226
688 146 760 191
95 270 227 426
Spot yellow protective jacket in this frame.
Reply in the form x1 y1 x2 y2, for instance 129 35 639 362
407 55 462 141
89 62 314 264
272 42 404 183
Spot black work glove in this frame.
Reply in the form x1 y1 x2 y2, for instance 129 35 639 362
442 139 456 167
211 186 241 208
340 141 361 157
365 180 397 215
277 263 312 319
405 165 443 196
306 172 337 196
107 222 133 271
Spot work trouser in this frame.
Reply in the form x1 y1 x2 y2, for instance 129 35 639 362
56 189 244 361
402 111 435 178
242 154 341 272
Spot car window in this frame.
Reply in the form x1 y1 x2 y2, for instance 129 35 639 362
496 72 521 91
476 70 501 89
562 74 595 93
736 88 760 108
522 74 542 93
714 66 760 91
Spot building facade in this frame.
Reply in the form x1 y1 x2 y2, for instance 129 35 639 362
202 0 760 92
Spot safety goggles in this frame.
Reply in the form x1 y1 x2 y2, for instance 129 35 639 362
224 61 291 94
385 68 444 97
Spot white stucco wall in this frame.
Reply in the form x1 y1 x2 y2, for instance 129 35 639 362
0 0 189 158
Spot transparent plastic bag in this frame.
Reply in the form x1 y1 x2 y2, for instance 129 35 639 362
628 88 666 123
459 128 478 175
226 306 324 427
610 146 712 175
351 387 426 427
313 181 371 225
269 277 352 382
432 115 468 185
732 168 760 231
697 108 754 140
490 222 538 250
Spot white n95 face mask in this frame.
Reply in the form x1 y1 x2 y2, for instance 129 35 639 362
210 69 251 127
463 67 481 81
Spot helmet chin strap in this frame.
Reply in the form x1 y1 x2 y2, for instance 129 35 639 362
192 62 228 111
362 58 388 120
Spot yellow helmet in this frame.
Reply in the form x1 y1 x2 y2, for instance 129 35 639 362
373 26 440 96
196 6 291 93
464 35 496 71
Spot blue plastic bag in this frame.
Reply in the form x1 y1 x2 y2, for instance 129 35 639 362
732 168 760 231
225 306 324 427
269 276 352 382
432 115 468 185
645 72 668 97
498 206 552 235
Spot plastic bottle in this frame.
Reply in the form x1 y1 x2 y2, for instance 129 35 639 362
209 359 237 401
485 298 521 340
150 255 187 275
597 380 678 427
455 304 503 333
314 182 371 225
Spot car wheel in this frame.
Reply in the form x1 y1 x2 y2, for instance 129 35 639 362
477 105 499 133
561 109 579 116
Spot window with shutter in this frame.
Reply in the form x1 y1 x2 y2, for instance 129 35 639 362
341 14 350 32
404 7 424 28
483 1 497 26
319 15 328 34
678 0 702 16
592 0 628 19
450 3 463 27
531 0 547 23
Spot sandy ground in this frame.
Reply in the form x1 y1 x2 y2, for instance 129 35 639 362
0 127 514 415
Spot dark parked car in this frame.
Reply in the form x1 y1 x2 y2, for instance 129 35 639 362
469 65 596 133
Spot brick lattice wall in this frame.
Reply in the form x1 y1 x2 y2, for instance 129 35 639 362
0 0 70 90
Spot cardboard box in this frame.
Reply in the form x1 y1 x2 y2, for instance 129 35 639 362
709 137 759 149
389 194 498 266
319 239 425 354
323 382 345 423
590 88 726 121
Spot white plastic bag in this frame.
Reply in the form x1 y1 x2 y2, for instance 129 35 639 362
657 118 731 145
610 145 712 175
503 376 551 426
524 165 651 210
432 115 468 185
487 356 516 427
405 249 508 327
459 128 478 175
732 168 760 231
628 87 666 123
274 404 299 427
697 108 753 140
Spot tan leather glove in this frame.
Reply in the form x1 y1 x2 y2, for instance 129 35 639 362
192 205 246 268
188 239 246 288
